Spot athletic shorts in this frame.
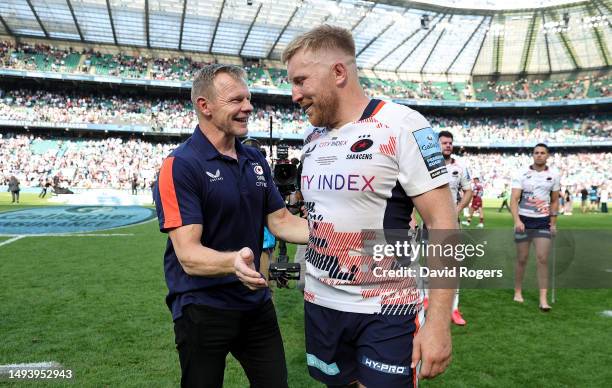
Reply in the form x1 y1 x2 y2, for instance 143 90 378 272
514 215 551 242
304 301 422 387
471 197 482 209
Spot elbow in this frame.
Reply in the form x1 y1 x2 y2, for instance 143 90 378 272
177 254 197 276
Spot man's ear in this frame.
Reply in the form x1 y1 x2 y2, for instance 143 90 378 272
196 96 213 117
332 62 348 86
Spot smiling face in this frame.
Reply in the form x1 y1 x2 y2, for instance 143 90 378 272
202 72 252 137
287 49 340 128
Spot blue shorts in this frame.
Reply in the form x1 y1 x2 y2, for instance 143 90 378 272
304 301 421 387
515 215 551 242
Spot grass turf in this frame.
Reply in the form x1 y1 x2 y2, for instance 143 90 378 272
0 193 610 387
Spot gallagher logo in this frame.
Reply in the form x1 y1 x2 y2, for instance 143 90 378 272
350 138 373 153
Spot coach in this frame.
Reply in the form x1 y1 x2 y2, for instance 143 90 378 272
154 64 308 388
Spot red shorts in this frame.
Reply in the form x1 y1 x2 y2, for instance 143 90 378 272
471 197 482 209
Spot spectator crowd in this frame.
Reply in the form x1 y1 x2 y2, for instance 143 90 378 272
1 40 610 101
1 133 608 200
0 88 609 142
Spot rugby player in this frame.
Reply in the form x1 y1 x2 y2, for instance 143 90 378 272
510 143 560 311
439 130 472 326
462 177 484 228
284 25 457 387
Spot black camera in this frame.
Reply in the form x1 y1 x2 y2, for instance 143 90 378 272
268 262 301 288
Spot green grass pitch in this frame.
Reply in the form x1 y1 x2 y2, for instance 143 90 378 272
0 193 611 387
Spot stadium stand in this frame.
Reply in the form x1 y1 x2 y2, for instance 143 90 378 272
1 133 608 195
0 88 608 142
1 40 609 102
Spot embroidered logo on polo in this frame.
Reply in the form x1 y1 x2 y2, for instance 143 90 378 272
206 169 223 182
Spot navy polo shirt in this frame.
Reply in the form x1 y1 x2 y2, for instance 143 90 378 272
154 126 285 321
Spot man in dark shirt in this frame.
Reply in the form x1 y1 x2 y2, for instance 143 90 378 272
154 64 308 388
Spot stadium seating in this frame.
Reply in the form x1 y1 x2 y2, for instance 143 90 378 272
0 88 608 141
1 41 609 102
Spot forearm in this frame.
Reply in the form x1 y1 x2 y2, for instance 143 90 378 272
510 199 520 222
269 214 309 244
177 245 237 277
550 199 559 225
426 288 454 327
457 190 472 212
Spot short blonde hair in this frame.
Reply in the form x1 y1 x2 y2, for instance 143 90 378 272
281 24 356 64
191 64 246 106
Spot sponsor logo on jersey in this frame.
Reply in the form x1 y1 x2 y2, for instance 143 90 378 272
254 165 264 175
412 127 446 178
301 174 375 192
303 144 317 158
319 139 348 148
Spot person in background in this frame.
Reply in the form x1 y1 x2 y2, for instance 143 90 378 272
600 185 609 213
8 175 20 204
563 188 573 215
498 184 511 212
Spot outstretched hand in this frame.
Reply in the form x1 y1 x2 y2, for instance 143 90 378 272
234 247 267 290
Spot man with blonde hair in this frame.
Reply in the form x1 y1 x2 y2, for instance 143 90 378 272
154 64 308 387
284 25 457 387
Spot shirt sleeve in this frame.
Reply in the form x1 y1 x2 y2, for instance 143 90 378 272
154 156 204 232
552 173 561 192
397 111 449 197
511 170 523 190
460 165 472 191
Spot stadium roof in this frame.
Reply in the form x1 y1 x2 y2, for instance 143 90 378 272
0 0 610 75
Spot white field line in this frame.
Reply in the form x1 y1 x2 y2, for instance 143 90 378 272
0 235 26 247
601 310 612 317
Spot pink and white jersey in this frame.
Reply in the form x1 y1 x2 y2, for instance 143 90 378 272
447 157 471 204
300 100 449 314
512 165 560 218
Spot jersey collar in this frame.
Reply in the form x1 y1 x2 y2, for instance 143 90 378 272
192 125 250 162
529 164 549 171
358 99 385 121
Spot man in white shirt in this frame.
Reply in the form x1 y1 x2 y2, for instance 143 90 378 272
510 143 560 311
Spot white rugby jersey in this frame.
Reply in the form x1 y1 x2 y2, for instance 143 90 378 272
511 165 560 218
300 100 449 314
446 157 471 204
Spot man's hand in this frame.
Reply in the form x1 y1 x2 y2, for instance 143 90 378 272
411 322 452 379
550 223 557 236
514 220 525 233
234 248 267 290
